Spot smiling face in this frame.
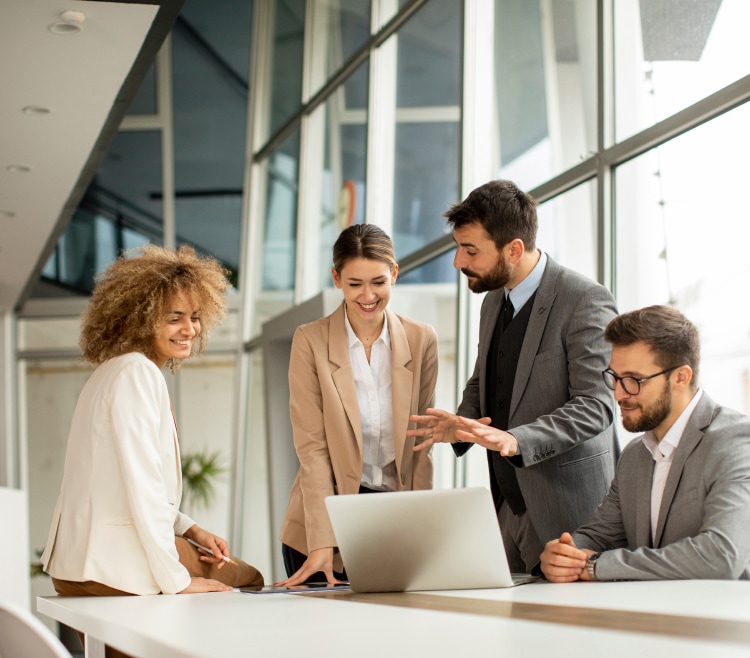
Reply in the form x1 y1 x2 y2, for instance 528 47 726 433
151 291 201 368
452 223 512 293
609 341 679 439
331 257 397 327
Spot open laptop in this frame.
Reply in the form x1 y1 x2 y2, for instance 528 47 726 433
325 486 538 593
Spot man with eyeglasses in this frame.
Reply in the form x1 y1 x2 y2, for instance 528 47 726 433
540 305 750 581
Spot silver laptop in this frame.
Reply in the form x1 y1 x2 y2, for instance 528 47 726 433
325 486 538 593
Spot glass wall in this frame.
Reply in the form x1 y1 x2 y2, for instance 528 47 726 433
391 0 461 266
172 2 253 282
15 0 750 587
614 101 750 416
493 0 597 190
236 0 750 578
614 0 750 141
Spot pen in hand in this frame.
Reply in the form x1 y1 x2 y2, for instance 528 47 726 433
186 537 239 566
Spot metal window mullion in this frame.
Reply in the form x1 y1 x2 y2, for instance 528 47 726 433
295 0 328 303
231 0 276 553
366 1 398 235
461 0 495 194
157 37 176 250
597 0 615 289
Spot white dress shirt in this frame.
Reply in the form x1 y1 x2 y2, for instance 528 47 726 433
344 308 397 491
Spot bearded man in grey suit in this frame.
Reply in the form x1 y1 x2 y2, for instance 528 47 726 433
541 305 750 582
410 179 619 572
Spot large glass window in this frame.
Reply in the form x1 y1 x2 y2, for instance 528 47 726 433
265 0 306 140
615 102 750 414
306 63 369 294
127 64 157 115
308 0 371 97
391 0 461 270
615 0 750 142
36 131 162 296
249 129 302 336
173 4 253 284
537 178 597 282
493 0 597 190
390 255 459 489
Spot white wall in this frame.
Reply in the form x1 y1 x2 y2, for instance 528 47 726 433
0 487 30 609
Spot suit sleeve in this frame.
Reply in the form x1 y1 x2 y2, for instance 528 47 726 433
288 327 338 552
575 430 750 580
511 282 617 465
412 325 439 490
454 319 484 458
108 361 191 594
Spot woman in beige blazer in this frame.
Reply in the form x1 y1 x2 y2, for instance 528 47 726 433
42 245 263 610
277 224 439 586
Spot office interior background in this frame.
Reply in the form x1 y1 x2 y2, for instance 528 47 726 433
3 0 750 607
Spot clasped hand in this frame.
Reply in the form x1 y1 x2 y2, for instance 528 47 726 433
539 532 596 582
408 408 518 457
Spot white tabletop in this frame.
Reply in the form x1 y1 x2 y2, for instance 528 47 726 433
38 581 750 658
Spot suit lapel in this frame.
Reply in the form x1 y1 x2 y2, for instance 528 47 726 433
653 394 713 546
633 445 655 548
328 303 364 452
510 258 557 416
388 310 413 476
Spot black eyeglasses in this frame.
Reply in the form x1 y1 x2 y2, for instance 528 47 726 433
601 366 680 396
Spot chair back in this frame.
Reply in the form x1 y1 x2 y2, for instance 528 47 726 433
0 602 72 658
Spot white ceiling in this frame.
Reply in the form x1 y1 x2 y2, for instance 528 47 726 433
0 0 181 313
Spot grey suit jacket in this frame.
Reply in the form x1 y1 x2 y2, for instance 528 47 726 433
574 392 750 580
456 255 618 543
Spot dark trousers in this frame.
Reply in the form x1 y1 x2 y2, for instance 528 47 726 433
282 484 383 581
281 543 348 582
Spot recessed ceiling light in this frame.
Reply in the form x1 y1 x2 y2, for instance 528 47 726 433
22 105 52 116
49 10 85 35
7 164 32 173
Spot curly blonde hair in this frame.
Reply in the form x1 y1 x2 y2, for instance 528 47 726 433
80 244 231 372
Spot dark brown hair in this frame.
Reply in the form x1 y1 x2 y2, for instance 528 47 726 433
332 224 397 274
444 179 537 251
605 305 700 388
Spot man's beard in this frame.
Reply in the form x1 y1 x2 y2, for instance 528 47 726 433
461 256 511 293
621 380 672 433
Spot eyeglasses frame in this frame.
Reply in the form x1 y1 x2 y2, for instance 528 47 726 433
601 365 681 396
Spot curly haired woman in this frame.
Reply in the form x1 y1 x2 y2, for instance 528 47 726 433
41 245 263 616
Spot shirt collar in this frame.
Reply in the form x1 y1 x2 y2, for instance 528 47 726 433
642 389 703 460
344 305 391 349
506 250 546 310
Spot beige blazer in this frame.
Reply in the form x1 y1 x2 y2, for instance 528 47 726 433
279 303 438 570
41 353 195 595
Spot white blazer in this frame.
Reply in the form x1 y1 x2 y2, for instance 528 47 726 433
41 353 195 595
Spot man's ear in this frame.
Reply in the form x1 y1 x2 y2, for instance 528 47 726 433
674 364 694 389
505 238 525 265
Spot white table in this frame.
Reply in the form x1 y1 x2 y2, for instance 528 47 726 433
38 581 750 658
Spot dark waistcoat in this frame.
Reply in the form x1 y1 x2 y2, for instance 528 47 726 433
485 292 536 515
